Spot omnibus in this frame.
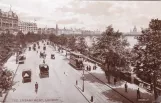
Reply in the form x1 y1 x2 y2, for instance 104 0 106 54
39 64 49 78
69 52 84 69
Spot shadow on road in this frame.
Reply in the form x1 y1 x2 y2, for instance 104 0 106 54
102 87 153 103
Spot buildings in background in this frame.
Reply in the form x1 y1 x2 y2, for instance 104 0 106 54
18 21 38 34
0 9 18 34
38 28 56 35
56 24 102 35
124 26 141 36
37 24 101 36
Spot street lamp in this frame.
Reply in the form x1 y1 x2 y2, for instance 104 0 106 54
82 63 85 92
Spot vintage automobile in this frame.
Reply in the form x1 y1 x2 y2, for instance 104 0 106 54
39 64 49 78
22 70 31 83
18 55 26 64
51 54 55 59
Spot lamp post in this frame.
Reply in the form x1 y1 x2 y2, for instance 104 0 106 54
82 63 84 92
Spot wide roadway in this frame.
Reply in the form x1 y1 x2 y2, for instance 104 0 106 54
5 41 89 103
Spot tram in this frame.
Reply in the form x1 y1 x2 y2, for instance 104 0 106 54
69 52 84 69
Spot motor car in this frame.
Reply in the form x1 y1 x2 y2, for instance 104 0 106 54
51 54 55 59
22 70 31 83
18 55 26 64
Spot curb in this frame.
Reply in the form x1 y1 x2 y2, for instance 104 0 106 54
74 85 91 103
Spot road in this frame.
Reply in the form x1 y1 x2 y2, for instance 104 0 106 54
4 41 135 103
5 41 89 103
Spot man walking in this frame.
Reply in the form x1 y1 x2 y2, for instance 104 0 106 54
35 82 38 93
125 82 128 93
137 88 141 99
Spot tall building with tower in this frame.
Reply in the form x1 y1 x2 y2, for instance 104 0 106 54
0 8 18 34
56 24 58 35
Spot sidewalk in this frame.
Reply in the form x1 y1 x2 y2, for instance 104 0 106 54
83 61 154 103
0 53 19 102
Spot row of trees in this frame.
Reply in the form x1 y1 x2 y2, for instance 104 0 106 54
49 34 87 53
48 19 161 99
0 31 46 92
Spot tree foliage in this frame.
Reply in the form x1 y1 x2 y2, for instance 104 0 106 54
131 19 161 99
76 37 87 53
67 35 76 51
93 25 130 71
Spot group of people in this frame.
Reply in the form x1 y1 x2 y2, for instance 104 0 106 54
86 63 97 71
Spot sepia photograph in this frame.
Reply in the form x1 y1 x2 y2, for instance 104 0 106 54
0 0 161 103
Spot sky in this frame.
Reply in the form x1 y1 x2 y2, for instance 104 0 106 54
0 0 161 32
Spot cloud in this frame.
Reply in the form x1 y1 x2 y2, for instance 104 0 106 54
57 1 114 16
0 0 161 32
57 18 79 24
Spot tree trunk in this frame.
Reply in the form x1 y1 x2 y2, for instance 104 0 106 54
153 72 157 100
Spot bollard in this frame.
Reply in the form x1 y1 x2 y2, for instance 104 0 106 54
91 96 93 102
76 80 78 85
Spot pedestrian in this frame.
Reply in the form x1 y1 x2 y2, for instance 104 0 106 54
95 64 97 70
43 59 45 64
86 66 89 71
114 77 117 85
89 65 91 71
125 82 128 93
35 82 38 93
137 88 141 99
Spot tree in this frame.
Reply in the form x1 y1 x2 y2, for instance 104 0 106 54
131 19 161 99
67 35 76 51
0 69 13 92
93 25 130 83
76 37 87 54
59 34 68 47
